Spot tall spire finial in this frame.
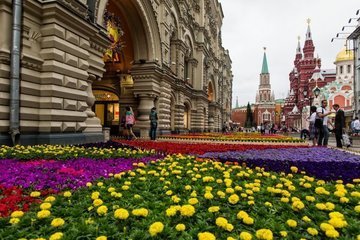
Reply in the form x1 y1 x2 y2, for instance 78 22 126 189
235 96 239 108
296 36 301 54
306 18 312 40
261 48 269 74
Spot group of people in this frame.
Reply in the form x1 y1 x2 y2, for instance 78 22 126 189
308 100 346 148
120 106 158 140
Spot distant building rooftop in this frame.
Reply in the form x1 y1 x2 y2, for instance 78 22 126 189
321 69 336 75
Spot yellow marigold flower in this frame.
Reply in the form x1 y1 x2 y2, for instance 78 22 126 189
198 232 216 240
264 202 272 207
49 232 63 240
185 185 192 190
302 216 311 222
205 186 213 191
166 207 177 217
329 212 344 219
226 223 234 232
91 192 100 200
286 219 297 228
316 203 327 210
96 236 107 240
97 182 104 187
9 218 20 225
37 210 51 219
325 229 340 238
280 197 289 203
305 196 315 202
51 218 65 227
239 231 252 240
171 195 181 203
188 198 199 205
204 192 214 199
122 185 129 191
44 196 56 202
30 191 41 197
226 188 235 194
351 191 360 198
227 237 236 240
93 199 103 207
97 205 108 216
114 208 129 219
340 197 349 203
228 194 239 204
166 190 173 196
237 210 249 219
320 223 335 231
325 202 335 210
208 206 220 213
328 218 347 228
35 238 46 240
63 191 71 197
180 205 195 217
10 210 24 218
107 187 115 192
216 217 228 227
248 200 255 205
40 202 52 210
175 223 186 231
355 205 360 213
280 231 287 237
243 216 254 225
290 166 298 173
307 227 318 236
132 208 148 217
149 221 164 236
256 229 273 240
292 201 305 211
86 182 92 187
303 183 312 188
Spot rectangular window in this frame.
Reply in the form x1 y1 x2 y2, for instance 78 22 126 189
340 66 343 74
347 65 351 74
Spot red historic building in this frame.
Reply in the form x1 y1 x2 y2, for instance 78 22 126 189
284 21 335 129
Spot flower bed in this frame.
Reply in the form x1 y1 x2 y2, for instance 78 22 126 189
159 132 304 143
0 141 156 160
198 148 360 182
1 155 359 239
115 139 306 155
0 156 161 191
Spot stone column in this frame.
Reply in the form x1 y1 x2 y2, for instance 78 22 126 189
83 74 102 133
136 94 156 138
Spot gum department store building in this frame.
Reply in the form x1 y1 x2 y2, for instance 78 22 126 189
0 0 233 145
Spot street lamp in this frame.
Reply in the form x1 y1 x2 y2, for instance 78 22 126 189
313 86 321 98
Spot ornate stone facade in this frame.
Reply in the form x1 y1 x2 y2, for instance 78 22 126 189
0 0 232 145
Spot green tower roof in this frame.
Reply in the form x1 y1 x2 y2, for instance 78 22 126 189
261 48 269 74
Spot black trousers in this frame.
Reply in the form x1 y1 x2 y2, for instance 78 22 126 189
334 128 343 148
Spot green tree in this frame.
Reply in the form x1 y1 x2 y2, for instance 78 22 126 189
245 102 253 128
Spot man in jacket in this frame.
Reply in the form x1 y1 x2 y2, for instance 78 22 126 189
333 104 345 148
149 107 158 140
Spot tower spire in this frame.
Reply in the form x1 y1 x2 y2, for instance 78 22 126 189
261 47 269 74
306 18 312 40
296 36 301 54
235 96 239 108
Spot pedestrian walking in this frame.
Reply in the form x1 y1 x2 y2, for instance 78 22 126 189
333 104 345 148
308 106 318 146
125 106 137 140
149 107 158 140
316 100 333 146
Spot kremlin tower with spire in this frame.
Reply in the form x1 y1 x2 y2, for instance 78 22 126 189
283 20 335 129
253 47 276 127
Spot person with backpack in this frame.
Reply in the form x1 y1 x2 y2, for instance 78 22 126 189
333 104 345 148
316 100 334 146
308 106 318 146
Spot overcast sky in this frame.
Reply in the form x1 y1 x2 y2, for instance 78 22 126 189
220 0 359 108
